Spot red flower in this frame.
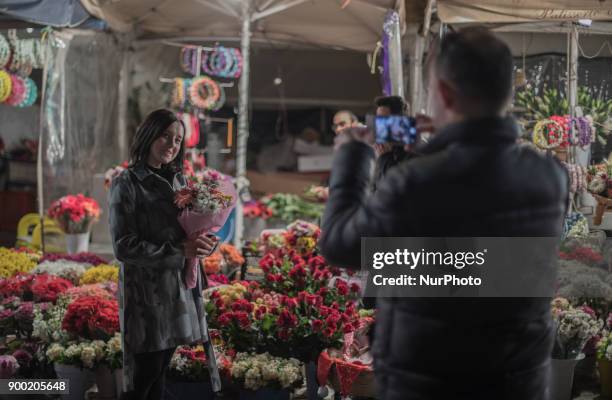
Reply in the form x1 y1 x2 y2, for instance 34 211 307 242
308 255 326 269
31 274 73 303
343 323 355 334
288 264 307 280
278 309 297 328
62 295 119 339
233 311 251 329
231 299 254 313
350 283 360 293
323 327 335 338
316 287 329 297
217 312 232 327
335 280 349 296
312 319 324 332
280 296 298 310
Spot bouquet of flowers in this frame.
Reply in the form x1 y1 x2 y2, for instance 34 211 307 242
169 345 210 381
597 332 612 361
552 297 603 359
304 185 329 203
47 194 101 234
0 248 37 278
32 261 89 285
79 264 119 285
61 295 119 340
229 352 303 391
175 168 237 289
284 220 321 256
559 247 604 267
64 284 117 301
104 161 129 190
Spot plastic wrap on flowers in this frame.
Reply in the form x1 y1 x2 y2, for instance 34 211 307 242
176 170 237 289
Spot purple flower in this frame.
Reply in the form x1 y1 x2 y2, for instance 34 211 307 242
12 350 32 369
0 355 19 378
0 309 15 320
14 302 33 322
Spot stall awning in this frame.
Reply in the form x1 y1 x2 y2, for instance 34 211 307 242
0 0 101 27
79 0 399 52
438 0 612 24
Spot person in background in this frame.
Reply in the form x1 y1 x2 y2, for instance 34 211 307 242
322 27 567 399
109 109 221 400
372 95 411 190
332 110 360 135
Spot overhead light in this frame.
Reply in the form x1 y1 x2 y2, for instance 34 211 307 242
26 28 33 33
577 19 592 27
273 77 282 86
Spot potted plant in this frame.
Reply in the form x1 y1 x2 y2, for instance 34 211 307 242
551 297 603 400
47 194 101 254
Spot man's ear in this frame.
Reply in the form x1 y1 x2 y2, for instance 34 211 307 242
437 79 455 110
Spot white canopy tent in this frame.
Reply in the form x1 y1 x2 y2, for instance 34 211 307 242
79 0 405 246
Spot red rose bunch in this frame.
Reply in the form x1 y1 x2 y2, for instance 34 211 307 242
62 295 119 340
30 274 73 303
243 201 274 219
560 247 604 267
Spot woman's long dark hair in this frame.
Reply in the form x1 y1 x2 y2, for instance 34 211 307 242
129 109 185 172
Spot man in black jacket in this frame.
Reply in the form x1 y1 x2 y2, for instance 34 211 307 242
321 27 567 400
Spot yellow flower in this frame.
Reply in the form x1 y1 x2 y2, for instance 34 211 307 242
0 247 37 278
79 264 119 285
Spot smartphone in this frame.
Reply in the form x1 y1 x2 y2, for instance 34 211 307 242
366 114 417 145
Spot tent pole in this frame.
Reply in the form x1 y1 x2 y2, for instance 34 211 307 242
410 34 425 114
117 33 133 162
568 24 578 165
234 0 252 248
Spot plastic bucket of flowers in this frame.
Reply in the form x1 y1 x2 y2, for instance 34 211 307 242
47 194 101 254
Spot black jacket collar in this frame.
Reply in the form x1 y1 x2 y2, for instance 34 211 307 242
419 117 519 155
130 163 182 189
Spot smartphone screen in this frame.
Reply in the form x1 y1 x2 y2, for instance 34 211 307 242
366 114 417 144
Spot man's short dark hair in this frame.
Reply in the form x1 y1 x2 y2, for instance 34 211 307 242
375 96 405 115
434 27 513 115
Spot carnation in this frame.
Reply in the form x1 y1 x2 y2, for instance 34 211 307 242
61 295 120 340
30 274 74 303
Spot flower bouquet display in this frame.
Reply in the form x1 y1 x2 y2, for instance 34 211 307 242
550 297 603 400
587 155 612 225
175 168 237 289
228 352 303 400
597 330 612 397
32 261 89 285
61 295 120 341
304 185 329 203
47 194 101 254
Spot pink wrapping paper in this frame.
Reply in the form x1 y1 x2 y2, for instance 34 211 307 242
178 176 237 289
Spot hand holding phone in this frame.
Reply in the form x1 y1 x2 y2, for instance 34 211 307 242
366 114 418 145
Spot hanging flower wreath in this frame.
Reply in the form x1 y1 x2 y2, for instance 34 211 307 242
17 77 37 108
5 74 25 106
189 76 220 110
532 117 569 149
0 70 13 103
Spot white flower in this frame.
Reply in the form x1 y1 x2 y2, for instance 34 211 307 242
45 344 65 362
81 346 96 368
33 261 89 284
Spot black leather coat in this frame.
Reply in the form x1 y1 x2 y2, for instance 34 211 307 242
320 117 568 400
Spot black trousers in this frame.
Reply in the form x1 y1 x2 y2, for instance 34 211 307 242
121 347 176 400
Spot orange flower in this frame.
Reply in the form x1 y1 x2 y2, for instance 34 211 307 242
174 188 194 209
203 252 223 275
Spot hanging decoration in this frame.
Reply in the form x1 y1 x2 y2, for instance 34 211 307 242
180 46 243 79
189 76 221 110
5 74 25 106
202 46 242 79
18 77 38 108
0 70 13 102
0 34 11 69
178 112 200 148
532 117 569 149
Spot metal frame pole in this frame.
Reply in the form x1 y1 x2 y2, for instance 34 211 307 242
234 0 252 248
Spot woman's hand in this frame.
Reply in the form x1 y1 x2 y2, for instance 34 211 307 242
183 235 218 258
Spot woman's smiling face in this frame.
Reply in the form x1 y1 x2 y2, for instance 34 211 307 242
147 121 183 168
